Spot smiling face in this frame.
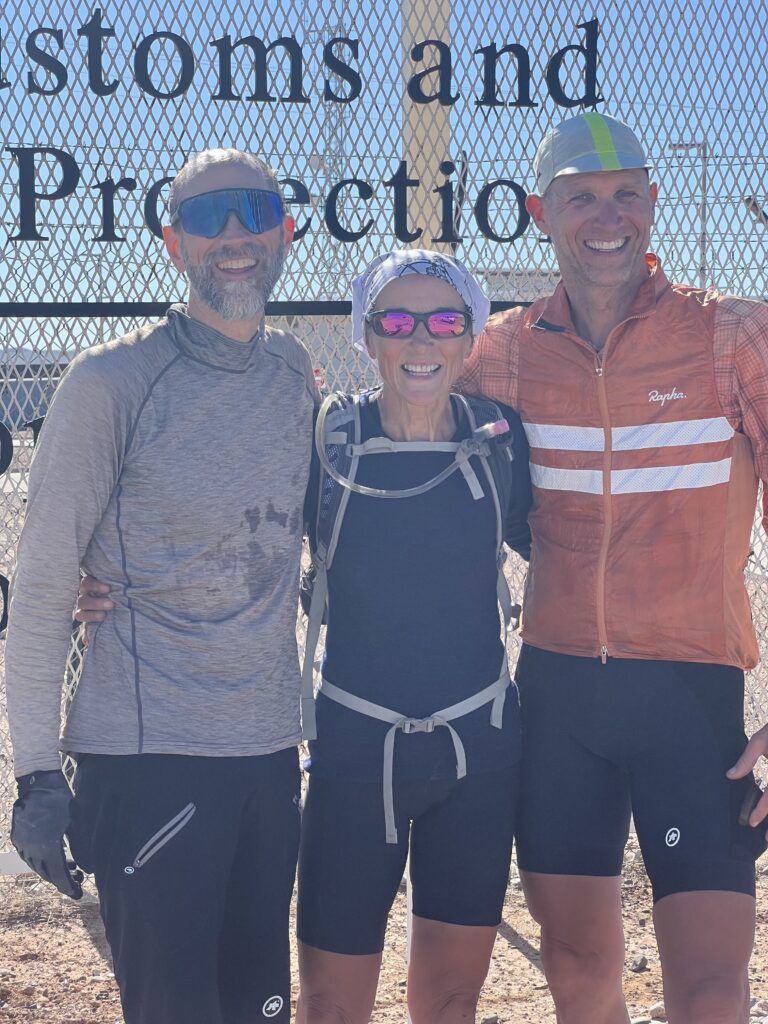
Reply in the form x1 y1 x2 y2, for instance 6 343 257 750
365 275 473 421
526 168 658 294
163 158 294 339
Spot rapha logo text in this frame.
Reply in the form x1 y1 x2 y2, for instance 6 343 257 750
648 387 686 406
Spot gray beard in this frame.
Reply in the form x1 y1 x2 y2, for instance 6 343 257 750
183 240 286 321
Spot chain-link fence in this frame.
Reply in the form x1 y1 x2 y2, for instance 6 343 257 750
2 0 768 857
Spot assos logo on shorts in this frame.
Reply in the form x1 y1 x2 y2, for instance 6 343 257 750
263 995 284 1018
665 827 681 847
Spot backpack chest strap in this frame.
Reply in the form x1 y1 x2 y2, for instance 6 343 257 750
319 670 510 844
333 435 488 501
346 437 461 455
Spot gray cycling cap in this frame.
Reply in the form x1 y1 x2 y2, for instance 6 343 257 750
534 112 650 194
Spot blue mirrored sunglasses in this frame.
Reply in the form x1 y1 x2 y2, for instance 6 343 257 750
172 188 285 238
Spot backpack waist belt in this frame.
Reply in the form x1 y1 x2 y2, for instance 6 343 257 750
318 670 510 844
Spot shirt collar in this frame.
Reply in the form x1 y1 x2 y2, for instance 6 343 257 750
530 253 670 333
166 303 266 371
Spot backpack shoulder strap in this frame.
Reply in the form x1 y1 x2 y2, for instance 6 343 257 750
458 394 514 539
302 390 365 740
313 391 364 568
454 393 515 650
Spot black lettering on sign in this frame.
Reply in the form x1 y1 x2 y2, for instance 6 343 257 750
324 178 373 242
7 146 81 241
474 42 536 108
144 176 174 239
474 178 529 242
280 177 311 241
323 37 362 103
407 39 458 106
94 176 137 242
77 9 119 96
382 161 421 243
25 27 67 96
0 573 8 633
0 422 13 475
134 32 195 99
545 19 602 109
210 35 309 103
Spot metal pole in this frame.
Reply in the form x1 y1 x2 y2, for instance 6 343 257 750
402 0 454 252
669 141 709 289
699 141 708 289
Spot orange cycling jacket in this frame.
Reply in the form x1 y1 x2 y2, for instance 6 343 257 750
459 255 768 670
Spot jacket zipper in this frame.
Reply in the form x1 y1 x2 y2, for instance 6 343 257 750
595 360 612 664
538 309 650 664
592 312 647 664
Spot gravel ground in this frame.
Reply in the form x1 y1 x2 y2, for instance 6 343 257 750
2 838 767 1023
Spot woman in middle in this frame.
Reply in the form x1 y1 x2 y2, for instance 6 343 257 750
296 249 531 1023
75 249 532 1023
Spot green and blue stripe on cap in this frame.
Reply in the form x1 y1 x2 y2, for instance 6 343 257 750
533 112 650 193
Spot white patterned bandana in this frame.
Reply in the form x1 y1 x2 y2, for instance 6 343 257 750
351 249 491 352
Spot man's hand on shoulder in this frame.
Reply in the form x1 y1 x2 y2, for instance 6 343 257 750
727 723 768 840
11 769 84 899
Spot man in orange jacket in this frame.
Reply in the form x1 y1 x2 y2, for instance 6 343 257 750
460 112 768 1024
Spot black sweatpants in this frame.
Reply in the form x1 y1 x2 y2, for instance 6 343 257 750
68 749 301 1024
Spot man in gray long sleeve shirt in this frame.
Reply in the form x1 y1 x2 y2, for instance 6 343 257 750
5 149 316 1024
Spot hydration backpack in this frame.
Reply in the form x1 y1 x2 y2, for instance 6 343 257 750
301 388 516 742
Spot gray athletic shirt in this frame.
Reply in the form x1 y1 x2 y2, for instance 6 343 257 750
6 306 317 776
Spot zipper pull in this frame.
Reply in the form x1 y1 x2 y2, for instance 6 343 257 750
595 365 604 377
600 645 608 664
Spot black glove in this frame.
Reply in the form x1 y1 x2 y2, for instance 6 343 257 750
11 769 84 899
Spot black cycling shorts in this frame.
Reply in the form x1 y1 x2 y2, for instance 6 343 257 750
297 765 519 955
68 749 300 1024
514 645 767 902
